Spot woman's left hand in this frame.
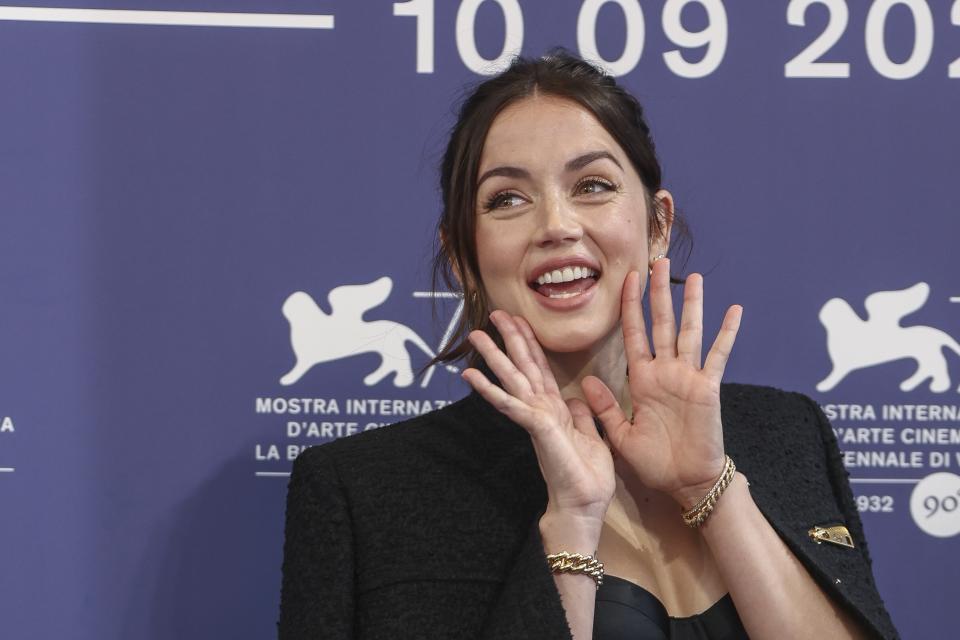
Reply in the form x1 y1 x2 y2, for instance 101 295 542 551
582 259 743 508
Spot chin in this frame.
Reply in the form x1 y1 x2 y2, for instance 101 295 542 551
533 323 612 355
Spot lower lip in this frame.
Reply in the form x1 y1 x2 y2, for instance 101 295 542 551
531 279 599 311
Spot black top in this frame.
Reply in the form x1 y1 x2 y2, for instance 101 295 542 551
595 575 747 640
278 384 899 639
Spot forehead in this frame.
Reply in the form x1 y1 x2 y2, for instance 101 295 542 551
479 95 626 172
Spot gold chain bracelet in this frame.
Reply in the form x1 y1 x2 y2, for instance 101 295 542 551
546 551 604 588
681 455 736 528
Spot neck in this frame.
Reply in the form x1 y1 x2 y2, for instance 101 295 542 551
543 325 631 415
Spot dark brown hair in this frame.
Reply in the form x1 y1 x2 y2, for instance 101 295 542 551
431 50 689 367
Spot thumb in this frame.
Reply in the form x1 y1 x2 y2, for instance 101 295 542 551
581 376 630 449
566 397 603 443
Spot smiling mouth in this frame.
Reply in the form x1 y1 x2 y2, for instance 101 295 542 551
530 266 600 299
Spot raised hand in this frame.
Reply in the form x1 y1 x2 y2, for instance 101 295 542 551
462 311 616 527
582 259 743 508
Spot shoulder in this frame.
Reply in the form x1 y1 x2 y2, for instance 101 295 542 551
292 392 532 479
720 384 839 506
719 382 829 467
720 381 817 422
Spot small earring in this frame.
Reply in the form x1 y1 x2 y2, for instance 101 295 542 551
648 253 666 273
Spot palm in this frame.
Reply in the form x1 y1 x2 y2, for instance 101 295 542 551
621 362 722 494
584 262 742 506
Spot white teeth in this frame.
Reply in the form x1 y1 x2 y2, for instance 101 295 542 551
548 291 579 299
535 266 598 286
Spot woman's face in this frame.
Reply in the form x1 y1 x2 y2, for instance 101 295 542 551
474 95 671 354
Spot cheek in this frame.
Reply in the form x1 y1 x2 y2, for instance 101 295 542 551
474 227 498 279
597 216 650 269
474 225 523 297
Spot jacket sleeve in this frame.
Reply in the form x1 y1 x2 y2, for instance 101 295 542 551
803 394 900 640
278 445 355 640
477 517 574 640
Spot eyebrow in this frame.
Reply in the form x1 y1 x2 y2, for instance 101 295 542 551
476 165 529 188
565 150 623 173
476 150 623 188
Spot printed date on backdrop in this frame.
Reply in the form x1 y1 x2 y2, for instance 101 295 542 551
393 0 960 79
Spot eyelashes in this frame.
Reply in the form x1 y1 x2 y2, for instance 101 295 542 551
481 176 619 212
483 191 526 211
574 176 617 195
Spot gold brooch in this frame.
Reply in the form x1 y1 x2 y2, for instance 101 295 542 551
808 524 854 549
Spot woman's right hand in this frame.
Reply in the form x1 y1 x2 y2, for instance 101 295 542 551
462 310 616 538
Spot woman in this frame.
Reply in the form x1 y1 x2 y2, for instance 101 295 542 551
278 52 898 640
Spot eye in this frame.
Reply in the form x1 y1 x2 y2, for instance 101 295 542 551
483 191 526 211
574 176 617 196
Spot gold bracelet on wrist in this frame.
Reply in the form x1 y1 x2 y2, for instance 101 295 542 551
681 455 736 528
546 551 604 588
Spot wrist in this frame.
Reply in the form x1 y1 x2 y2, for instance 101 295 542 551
676 456 738 528
670 458 728 509
539 509 604 555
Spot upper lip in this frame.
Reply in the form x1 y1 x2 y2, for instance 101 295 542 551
528 256 602 286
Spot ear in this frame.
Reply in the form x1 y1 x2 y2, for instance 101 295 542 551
439 228 465 289
649 189 674 258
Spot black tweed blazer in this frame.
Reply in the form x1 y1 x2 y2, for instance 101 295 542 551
278 384 899 639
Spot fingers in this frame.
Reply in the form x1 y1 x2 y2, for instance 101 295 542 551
491 310 545 391
703 304 743 383
514 316 562 396
581 376 630 449
620 271 652 365
487 310 545 393
648 258 677 358
467 326 534 399
677 273 703 367
461 366 532 426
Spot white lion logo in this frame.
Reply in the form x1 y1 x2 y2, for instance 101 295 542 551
817 282 960 393
280 277 448 388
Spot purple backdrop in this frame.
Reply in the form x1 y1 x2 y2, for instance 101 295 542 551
1 1 958 637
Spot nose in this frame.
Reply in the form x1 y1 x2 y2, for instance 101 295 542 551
534 194 583 247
